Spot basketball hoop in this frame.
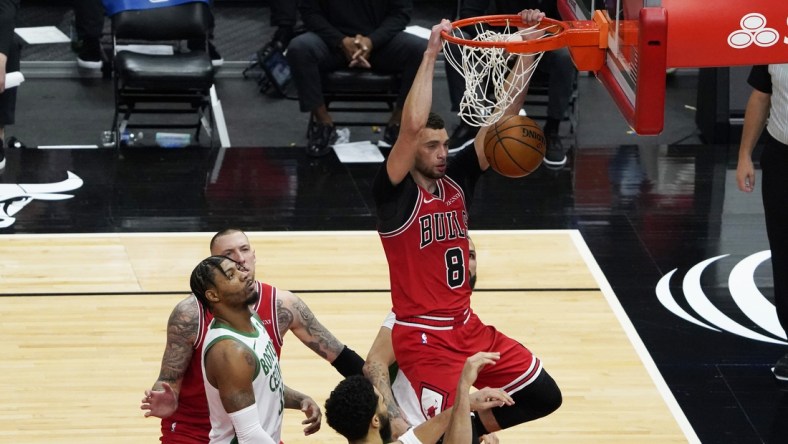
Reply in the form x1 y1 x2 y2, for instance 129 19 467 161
441 14 606 127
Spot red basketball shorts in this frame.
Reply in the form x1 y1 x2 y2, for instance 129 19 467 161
391 310 542 420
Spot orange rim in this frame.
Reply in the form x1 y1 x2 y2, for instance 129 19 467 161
441 15 570 53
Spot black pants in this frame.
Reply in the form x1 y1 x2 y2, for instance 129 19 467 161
760 131 788 337
286 31 426 113
0 35 20 126
73 0 104 41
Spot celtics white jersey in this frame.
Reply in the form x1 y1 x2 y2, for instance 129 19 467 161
202 314 284 444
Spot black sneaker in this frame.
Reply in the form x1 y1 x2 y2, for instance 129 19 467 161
0 139 5 171
306 122 337 157
773 353 788 381
448 122 478 154
77 38 102 70
542 132 566 169
378 123 400 148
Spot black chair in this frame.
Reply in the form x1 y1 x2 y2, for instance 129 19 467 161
307 70 401 138
109 1 215 147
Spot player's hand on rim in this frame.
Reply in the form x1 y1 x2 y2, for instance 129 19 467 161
519 9 546 28
518 9 547 41
429 19 452 55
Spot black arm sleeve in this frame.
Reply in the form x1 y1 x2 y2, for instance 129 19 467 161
372 160 420 233
330 345 365 377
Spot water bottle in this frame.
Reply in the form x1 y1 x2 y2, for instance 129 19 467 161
155 132 191 148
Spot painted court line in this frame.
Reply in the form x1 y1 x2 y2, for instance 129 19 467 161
569 229 701 444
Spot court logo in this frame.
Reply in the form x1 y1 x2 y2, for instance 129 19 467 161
656 252 787 345
727 13 780 49
0 171 83 228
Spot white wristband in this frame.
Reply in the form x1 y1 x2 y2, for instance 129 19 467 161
228 404 277 444
398 428 423 444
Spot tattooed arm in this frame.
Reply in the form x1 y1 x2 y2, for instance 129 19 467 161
284 385 322 436
364 323 410 438
141 296 200 418
276 290 345 361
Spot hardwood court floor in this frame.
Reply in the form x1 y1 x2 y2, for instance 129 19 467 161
0 231 690 443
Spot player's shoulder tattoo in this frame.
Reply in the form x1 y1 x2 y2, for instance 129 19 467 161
276 294 295 336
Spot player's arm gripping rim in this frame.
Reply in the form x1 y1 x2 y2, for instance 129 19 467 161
473 9 546 168
385 19 452 186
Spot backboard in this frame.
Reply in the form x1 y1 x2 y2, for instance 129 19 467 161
558 0 667 135
557 0 788 136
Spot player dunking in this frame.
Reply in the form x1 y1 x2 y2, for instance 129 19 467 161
371 11 561 436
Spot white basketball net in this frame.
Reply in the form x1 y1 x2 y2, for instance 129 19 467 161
442 22 556 127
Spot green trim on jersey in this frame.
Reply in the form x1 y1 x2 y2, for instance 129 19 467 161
209 319 262 339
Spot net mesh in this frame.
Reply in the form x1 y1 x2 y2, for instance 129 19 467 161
442 21 559 127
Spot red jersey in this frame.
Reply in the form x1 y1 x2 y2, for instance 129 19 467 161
160 281 282 444
374 146 483 319
380 176 471 318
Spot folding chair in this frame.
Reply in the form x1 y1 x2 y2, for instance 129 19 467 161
106 0 215 147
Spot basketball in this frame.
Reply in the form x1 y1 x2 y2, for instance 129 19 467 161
483 115 546 178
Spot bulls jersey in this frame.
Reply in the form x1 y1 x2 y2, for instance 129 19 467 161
161 281 282 444
373 146 483 318
202 314 284 444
